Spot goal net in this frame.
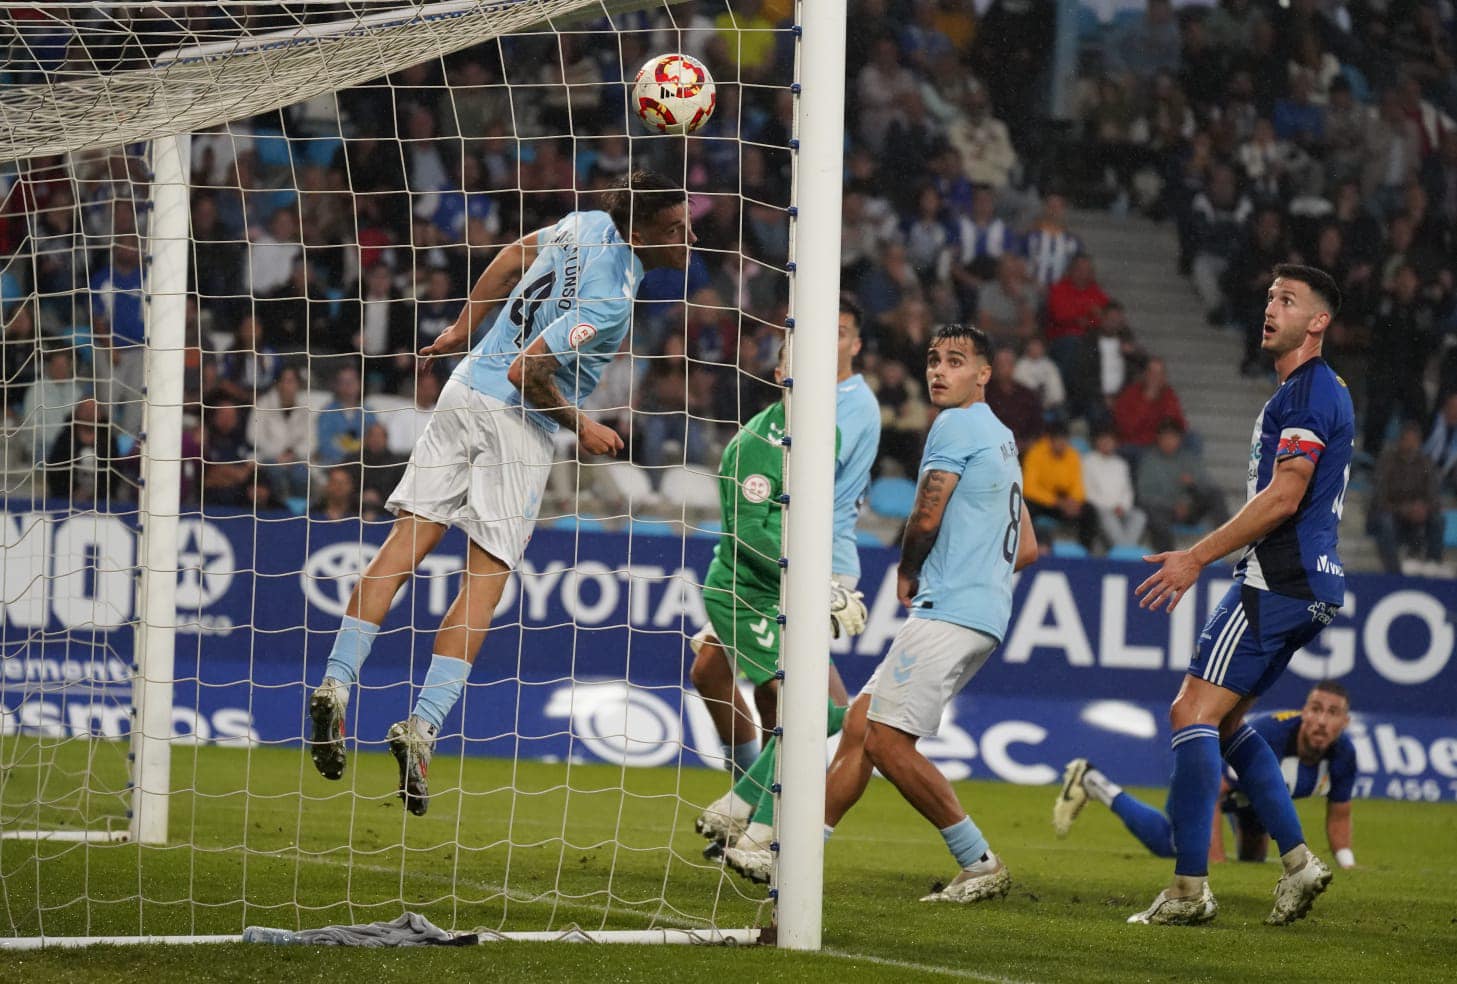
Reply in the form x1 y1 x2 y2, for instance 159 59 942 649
0 0 844 949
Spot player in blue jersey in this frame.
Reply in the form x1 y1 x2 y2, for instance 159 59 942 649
1126 264 1354 926
305 171 693 815
1054 681 1359 870
818 324 1038 904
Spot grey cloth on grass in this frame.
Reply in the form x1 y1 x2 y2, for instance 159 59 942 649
243 912 477 947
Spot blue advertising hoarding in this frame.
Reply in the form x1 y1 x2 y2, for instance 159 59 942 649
3 506 1455 802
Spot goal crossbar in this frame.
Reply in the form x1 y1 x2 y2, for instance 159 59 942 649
0 0 666 163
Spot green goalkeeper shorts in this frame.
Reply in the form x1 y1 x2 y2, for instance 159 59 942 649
697 581 780 687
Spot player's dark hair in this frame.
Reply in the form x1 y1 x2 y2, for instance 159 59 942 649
931 323 990 359
602 169 684 231
1311 680 1350 706
839 293 864 332
1272 263 1342 317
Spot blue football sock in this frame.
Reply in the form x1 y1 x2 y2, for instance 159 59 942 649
411 654 471 731
1166 724 1222 878
1222 723 1306 856
324 615 379 686
1110 793 1176 858
939 816 989 869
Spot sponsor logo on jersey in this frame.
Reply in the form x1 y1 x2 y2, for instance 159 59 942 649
568 323 597 348
742 474 771 503
1316 554 1344 577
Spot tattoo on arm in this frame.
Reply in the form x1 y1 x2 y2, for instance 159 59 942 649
899 469 954 579
520 351 583 433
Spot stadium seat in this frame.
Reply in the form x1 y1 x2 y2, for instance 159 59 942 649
1170 522 1210 539
595 461 659 508
1070 435 1091 454
252 129 293 170
658 466 721 511
285 496 308 516
1445 509 1457 549
1107 544 1146 563
1050 540 1089 558
691 519 723 539
628 519 677 539
549 515 606 533
868 476 917 520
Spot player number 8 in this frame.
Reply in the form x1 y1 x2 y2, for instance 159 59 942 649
1002 482 1022 564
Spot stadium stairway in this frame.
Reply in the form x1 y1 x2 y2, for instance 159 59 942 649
1073 208 1384 573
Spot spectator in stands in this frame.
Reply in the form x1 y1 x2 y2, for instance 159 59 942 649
384 368 442 457
946 87 1019 190
974 252 1040 349
1013 335 1066 417
872 356 931 476
44 398 132 506
211 314 280 405
635 335 709 468
883 93 946 213
313 463 360 522
248 207 302 298
1204 0 1267 54
1024 192 1082 288
856 36 920 154
1 300 39 417
1112 357 1186 454
859 245 923 334
1424 391 1457 495
1369 421 1447 576
201 400 263 510
1323 78 1370 188
951 185 1016 296
1105 0 1182 86
89 235 147 435
1082 426 1147 549
1022 418 1098 550
360 421 407 518
249 364 312 501
902 186 956 285
347 262 416 393
1044 253 1109 376
1362 88 1424 217
258 256 348 360
414 266 459 349
1189 164 1253 325
973 0 1054 137
22 345 85 463
1223 207 1294 375
1364 263 1445 456
840 188 900 283
1238 116 1315 208
191 192 245 329
985 345 1044 451
1069 300 1146 429
315 364 376 466
1136 419 1228 553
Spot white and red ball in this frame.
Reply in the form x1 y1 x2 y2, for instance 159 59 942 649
632 53 717 135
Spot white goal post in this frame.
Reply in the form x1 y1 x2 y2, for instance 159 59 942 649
0 0 843 951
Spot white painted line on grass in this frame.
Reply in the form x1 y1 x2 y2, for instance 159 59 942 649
823 948 1044 984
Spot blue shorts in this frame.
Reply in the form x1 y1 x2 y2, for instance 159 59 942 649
1190 583 1337 697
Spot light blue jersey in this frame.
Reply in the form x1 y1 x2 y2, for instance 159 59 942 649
833 373 882 579
909 403 1022 643
454 210 643 432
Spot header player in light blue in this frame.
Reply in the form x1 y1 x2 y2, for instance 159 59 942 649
306 170 693 816
1130 264 1353 926
832 294 881 588
821 324 1037 904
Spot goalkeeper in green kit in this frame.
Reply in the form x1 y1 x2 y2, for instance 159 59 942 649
688 299 880 881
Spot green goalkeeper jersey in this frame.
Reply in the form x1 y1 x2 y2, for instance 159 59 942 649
706 400 840 599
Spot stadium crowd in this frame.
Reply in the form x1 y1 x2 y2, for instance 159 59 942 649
0 0 1454 572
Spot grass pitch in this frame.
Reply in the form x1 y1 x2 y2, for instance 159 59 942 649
3 743 1454 983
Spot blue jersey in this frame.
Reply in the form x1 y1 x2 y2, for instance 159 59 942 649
1234 358 1354 604
1227 711 1358 804
832 374 881 579
454 211 643 433
909 403 1023 643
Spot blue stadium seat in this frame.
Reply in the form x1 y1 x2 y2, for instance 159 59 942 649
1445 510 1457 550
285 496 308 516
628 520 677 539
692 519 723 539
298 136 341 168
1 271 22 308
253 129 293 170
1070 435 1091 454
1170 522 1210 539
1050 540 1089 558
868 477 917 520
1106 544 1146 563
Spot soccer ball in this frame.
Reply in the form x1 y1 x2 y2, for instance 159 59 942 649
633 53 717 135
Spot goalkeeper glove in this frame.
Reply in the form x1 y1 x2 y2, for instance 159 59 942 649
829 581 868 639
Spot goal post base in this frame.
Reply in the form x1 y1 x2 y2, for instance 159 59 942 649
0 830 131 844
0 927 761 950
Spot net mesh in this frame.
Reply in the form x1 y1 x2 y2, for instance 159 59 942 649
1 0 798 941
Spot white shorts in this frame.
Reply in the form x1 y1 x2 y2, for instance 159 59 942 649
385 379 552 568
864 618 998 738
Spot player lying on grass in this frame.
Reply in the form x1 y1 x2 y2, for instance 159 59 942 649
1055 680 1358 871
305 171 692 816
809 324 1037 904
1127 264 1352 926
688 296 879 780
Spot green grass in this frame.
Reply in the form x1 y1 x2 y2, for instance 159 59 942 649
3 742 1455 983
